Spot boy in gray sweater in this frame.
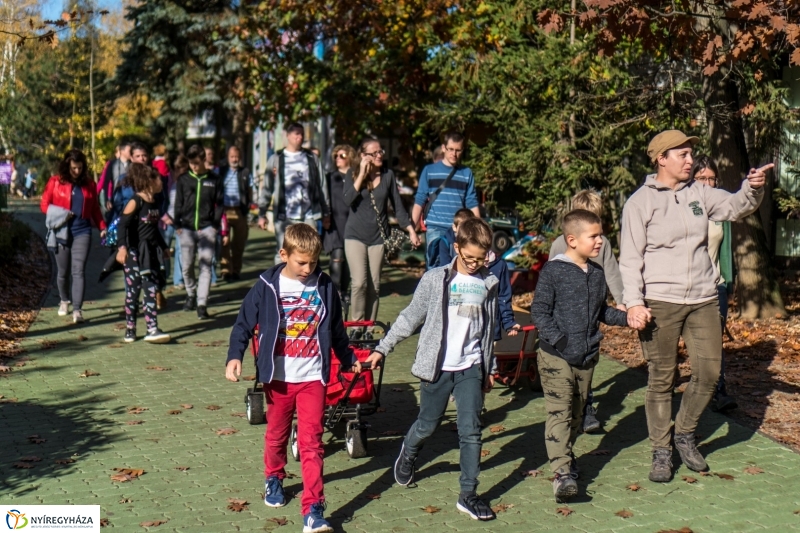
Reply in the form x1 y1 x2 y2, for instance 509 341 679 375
365 218 499 521
533 209 644 502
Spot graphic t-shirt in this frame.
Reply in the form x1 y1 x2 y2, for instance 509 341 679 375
272 273 324 383
283 150 312 220
443 272 487 371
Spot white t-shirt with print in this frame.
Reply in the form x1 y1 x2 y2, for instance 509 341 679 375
283 150 312 220
272 273 324 383
442 272 487 371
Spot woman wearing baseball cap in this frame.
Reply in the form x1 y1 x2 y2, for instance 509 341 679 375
619 130 772 483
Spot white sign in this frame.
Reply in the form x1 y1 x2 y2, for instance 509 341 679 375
3 505 100 531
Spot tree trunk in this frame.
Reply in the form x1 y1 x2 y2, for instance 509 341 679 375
702 69 785 319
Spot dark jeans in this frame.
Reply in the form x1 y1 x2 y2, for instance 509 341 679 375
54 233 91 310
329 247 350 297
404 364 483 493
716 284 729 398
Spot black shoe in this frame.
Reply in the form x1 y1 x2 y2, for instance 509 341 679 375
674 433 708 472
583 404 601 433
393 442 416 486
124 328 136 343
456 492 495 521
552 472 578 503
714 394 738 412
183 296 196 312
223 274 233 282
649 447 673 482
231 272 241 281
568 453 580 480
197 306 210 320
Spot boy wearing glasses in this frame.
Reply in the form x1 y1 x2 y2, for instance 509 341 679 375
364 218 499 521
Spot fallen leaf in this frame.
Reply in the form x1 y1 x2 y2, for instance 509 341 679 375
19 456 41 462
699 471 711 477
55 458 75 464
615 509 633 518
481 449 491 457
492 503 514 513
626 483 642 491
206 405 221 411
77 335 88 341
79 369 100 377
366 494 381 500
108 344 123 348
27 435 46 444
114 468 144 476
489 425 505 433
744 466 764 475
682 476 697 484
656 529 693 533
167 410 182 415
119 498 132 503
174 466 190 471
589 449 611 455
14 362 25 367
380 430 402 436
230 412 246 418
13 462 34 469
139 520 168 527
268 517 288 526
522 469 543 478
100 518 109 527
422 505 440 514
110 473 134 482
714 473 735 480
127 407 148 414
181 404 193 409
391 387 403 392
113 323 126 331
556 506 574 516
242 375 256 381
126 420 144 425
216 427 238 435
194 342 210 347
146 366 171 371
227 498 249 512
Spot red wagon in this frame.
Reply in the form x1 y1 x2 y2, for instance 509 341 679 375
492 324 539 389
244 320 389 459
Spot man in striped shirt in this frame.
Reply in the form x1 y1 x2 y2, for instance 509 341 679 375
412 132 481 262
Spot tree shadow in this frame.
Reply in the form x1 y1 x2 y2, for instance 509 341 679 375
0 392 123 496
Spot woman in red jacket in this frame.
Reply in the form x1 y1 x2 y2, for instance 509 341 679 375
41 150 106 323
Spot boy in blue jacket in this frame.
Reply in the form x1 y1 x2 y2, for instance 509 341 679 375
426 208 472 269
225 224 358 533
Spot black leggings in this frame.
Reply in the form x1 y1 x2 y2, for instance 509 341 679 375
329 247 350 297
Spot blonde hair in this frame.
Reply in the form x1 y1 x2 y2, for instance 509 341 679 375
331 144 357 168
572 189 603 217
283 223 322 258
153 144 167 157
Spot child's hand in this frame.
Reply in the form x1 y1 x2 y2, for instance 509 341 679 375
616 304 627 312
627 306 652 330
116 247 127 265
364 351 383 369
163 248 171 259
225 360 242 382
222 236 230 246
507 324 521 337
350 361 363 373
483 374 495 393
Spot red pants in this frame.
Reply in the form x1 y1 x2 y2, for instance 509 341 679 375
264 380 325 515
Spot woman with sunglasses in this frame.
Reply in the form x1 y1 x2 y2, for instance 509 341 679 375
323 145 356 298
691 155 737 413
344 139 421 330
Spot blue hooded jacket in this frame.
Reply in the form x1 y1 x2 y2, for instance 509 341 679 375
487 252 516 341
226 263 356 384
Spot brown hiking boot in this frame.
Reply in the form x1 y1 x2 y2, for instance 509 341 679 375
674 433 708 472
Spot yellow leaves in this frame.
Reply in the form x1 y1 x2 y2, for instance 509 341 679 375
368 48 377 57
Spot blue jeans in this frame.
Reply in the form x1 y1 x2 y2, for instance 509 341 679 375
404 364 483 494
425 225 448 267
163 225 183 286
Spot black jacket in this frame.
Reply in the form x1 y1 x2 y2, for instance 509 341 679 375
218 165 253 216
323 169 350 252
173 170 224 231
531 257 627 366
257 149 328 221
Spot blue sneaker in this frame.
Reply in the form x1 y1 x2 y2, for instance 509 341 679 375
264 476 286 507
303 502 333 533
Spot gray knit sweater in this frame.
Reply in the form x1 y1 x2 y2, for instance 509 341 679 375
374 258 499 384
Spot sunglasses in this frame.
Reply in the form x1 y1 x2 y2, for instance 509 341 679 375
336 154 348 159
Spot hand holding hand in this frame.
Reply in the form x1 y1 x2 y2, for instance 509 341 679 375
222 236 230 246
616 304 627 312
627 305 652 330
747 163 774 189
100 229 107 239
225 360 242 382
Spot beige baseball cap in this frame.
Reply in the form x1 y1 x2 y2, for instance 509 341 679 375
646 130 699 163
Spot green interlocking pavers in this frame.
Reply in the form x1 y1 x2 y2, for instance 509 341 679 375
3 200 800 531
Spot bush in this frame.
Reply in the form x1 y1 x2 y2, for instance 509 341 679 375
0 213 32 268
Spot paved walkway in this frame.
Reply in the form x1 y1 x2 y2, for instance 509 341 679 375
2 199 800 532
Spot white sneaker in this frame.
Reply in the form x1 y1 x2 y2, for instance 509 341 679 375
144 329 171 344
58 301 69 316
73 310 84 324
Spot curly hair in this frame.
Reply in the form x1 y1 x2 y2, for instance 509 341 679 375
330 144 357 169
57 149 89 185
127 163 156 194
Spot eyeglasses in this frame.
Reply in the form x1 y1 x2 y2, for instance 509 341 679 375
695 176 718 186
336 154 348 159
458 251 485 267
445 147 463 154
362 149 385 158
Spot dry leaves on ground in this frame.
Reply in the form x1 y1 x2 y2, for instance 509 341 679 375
206 405 221 411
714 473 735 481
556 507 574 516
589 449 612 456
100 518 109 527
242 375 256 381
744 466 764 474
480 450 491 457
174 466 190 471
19 456 41 462
422 506 440 514
13 462 34 469
146 366 171 371
55 458 75 465
181 404 193 409
127 407 148 414
492 503 514 513
522 469 543 478
27 435 45 444
682 476 698 484
111 468 144 482
79 370 99 377
126 420 143 425
366 494 381 500
119 498 132 503
615 509 634 518
167 410 182 415
139 520 168 527
626 483 642 491
268 517 288 526
227 498 248 512
489 425 505 433
657 529 693 533
216 428 238 436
